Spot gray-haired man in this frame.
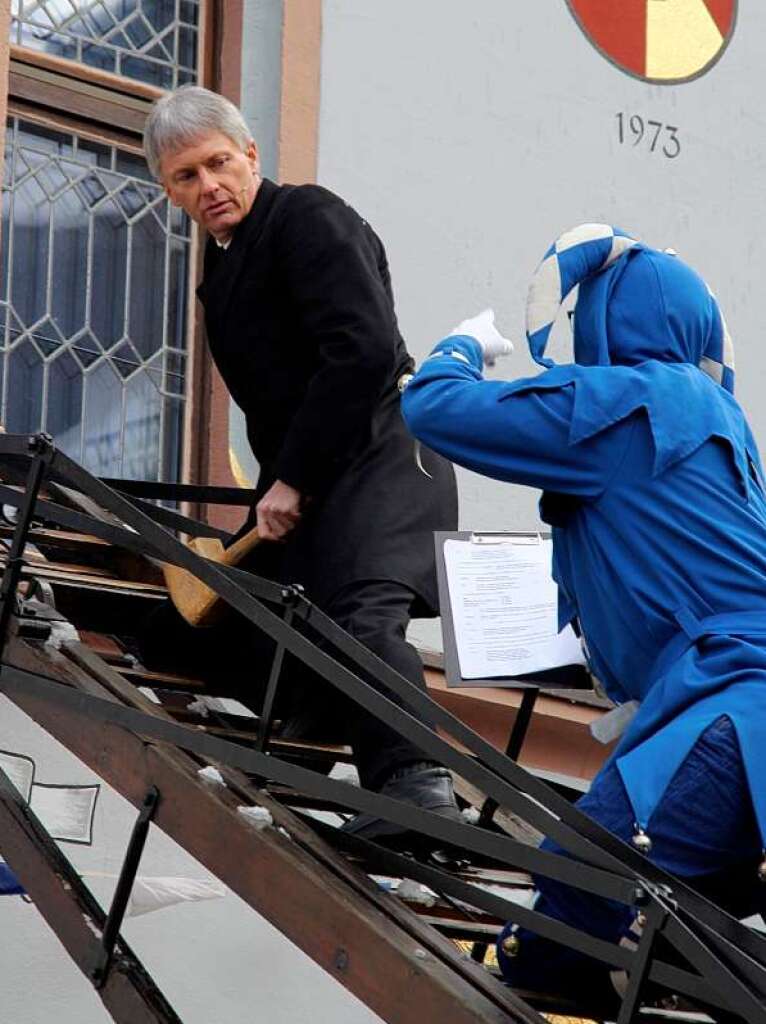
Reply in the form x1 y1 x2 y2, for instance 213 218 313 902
140 86 461 841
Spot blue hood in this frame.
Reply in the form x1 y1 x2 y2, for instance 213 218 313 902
574 246 730 384
518 228 748 481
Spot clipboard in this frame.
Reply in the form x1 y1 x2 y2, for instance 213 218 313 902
435 531 591 690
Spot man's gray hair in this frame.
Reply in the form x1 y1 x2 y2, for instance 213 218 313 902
143 85 252 179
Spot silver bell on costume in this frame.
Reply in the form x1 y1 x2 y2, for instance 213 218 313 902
758 853 766 883
632 827 652 855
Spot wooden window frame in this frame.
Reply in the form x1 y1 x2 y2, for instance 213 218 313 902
1 3 258 526
2 3 222 497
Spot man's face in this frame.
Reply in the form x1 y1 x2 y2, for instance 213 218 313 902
160 132 261 241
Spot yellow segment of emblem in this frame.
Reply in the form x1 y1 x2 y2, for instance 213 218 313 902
646 0 724 81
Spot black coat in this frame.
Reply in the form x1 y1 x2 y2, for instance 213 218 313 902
196 179 457 612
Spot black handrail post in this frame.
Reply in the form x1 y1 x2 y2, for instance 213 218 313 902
0 433 53 663
471 686 540 963
478 686 540 829
255 586 304 753
91 786 160 989
616 900 667 1024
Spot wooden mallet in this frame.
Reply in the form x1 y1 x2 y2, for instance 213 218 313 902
162 524 261 627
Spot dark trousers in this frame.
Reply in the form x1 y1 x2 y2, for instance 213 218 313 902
497 716 765 1003
137 576 432 790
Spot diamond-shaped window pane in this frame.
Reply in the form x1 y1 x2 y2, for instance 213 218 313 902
76 172 108 209
1 118 190 482
102 28 131 49
144 40 171 63
110 341 141 379
85 4 119 35
116 181 146 220
36 160 71 199
11 0 199 88
26 7 56 31
125 12 153 48
29 317 64 358
70 331 102 368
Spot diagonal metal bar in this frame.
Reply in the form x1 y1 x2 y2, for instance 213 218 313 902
302 816 727 1014
23 444 766 972
43 445 640 880
657 892 766 1024
0 483 183 558
100 478 258 506
0 662 639 905
0 483 267 586
674 903 766 1000
104 492 232 540
1 647 545 1024
3 438 766 983
0 438 52 661
263 574 766 971
0 766 181 1023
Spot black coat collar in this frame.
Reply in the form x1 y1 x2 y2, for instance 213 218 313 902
196 178 283 324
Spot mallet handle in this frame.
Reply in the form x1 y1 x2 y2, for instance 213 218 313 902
221 525 261 567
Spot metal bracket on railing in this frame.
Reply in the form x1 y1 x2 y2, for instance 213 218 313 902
91 786 160 989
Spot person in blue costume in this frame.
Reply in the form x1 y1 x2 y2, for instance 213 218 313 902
401 224 766 1004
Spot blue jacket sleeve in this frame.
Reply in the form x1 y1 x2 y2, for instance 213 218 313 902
402 336 617 498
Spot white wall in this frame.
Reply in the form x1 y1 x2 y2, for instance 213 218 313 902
317 0 766 533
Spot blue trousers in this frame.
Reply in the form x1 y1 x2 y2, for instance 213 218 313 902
497 716 765 1001
0 862 23 895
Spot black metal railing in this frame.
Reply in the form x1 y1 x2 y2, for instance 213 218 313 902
0 432 763 1024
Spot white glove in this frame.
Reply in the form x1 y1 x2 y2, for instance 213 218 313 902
449 308 514 366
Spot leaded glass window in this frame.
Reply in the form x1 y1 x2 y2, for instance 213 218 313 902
0 116 191 481
10 1 199 89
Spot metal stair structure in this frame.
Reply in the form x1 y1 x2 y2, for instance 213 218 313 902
0 433 764 1024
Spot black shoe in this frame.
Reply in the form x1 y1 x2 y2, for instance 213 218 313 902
340 761 462 847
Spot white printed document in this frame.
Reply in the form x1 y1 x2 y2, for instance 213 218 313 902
443 537 584 680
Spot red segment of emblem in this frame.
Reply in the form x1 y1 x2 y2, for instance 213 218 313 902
703 0 736 37
568 0 647 77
